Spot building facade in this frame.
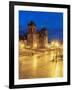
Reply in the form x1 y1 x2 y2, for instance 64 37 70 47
27 21 48 49
39 28 48 48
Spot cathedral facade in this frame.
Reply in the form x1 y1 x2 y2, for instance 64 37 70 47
27 21 48 49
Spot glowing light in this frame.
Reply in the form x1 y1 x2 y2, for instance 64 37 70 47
33 43 37 48
51 40 60 48
19 41 25 49
55 42 59 47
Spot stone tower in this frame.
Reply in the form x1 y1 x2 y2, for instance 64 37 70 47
27 21 38 48
39 28 48 48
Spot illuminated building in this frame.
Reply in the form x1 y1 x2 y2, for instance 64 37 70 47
39 28 48 48
19 40 25 49
27 21 38 48
27 21 48 49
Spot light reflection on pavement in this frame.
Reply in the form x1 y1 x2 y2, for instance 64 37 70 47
19 49 63 79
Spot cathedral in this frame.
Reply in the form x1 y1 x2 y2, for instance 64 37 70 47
27 21 48 49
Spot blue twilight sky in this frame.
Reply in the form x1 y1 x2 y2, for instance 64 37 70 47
19 11 63 42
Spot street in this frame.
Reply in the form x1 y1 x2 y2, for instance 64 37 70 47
19 48 63 79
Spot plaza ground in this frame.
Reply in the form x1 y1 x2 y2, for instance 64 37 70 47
19 48 63 79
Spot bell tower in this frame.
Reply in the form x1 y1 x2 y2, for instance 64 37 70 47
28 21 36 33
27 21 38 48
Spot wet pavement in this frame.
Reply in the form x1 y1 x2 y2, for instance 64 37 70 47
19 49 63 79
